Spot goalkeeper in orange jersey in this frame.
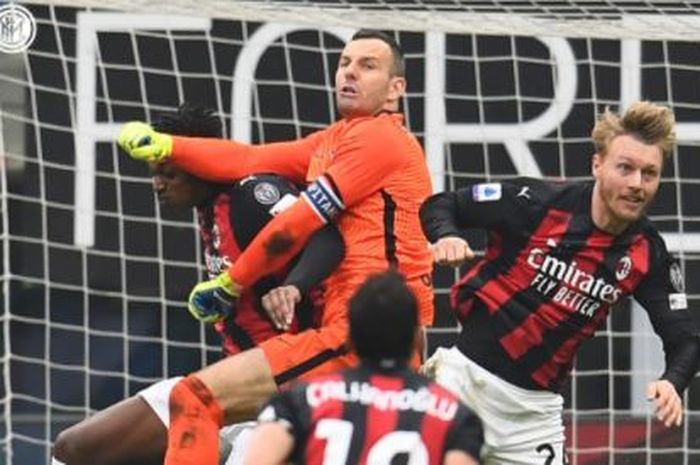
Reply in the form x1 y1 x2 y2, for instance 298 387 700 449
52 104 344 465
116 29 434 465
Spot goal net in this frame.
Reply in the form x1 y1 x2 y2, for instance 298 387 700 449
2 1 700 464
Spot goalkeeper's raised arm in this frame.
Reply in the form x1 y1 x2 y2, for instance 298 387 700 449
118 116 320 185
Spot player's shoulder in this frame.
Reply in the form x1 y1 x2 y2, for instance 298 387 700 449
632 216 670 256
344 112 406 139
235 173 299 194
470 176 561 205
635 215 663 237
510 177 593 208
511 176 578 196
229 174 299 210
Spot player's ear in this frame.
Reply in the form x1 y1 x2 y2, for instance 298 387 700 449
591 152 602 178
388 76 406 103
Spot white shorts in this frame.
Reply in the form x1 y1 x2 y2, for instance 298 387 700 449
427 346 567 465
137 376 183 426
137 377 255 465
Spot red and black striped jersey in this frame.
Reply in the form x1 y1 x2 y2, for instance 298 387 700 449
198 174 337 355
256 365 483 465
421 177 698 392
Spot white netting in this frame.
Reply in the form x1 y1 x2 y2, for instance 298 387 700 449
41 0 700 42
1 1 700 464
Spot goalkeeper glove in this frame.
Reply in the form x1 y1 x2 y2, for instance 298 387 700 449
187 272 242 324
117 121 173 162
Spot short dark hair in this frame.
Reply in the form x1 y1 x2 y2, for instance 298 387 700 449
153 102 223 138
349 270 418 365
350 29 405 77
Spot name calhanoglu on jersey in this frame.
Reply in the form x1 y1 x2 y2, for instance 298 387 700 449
305 380 458 421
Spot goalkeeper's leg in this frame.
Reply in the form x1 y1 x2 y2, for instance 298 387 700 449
164 324 355 465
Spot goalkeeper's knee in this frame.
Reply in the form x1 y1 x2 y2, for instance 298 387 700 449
166 376 225 465
170 375 225 429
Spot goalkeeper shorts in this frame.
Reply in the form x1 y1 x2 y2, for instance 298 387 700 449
262 273 431 386
261 321 356 386
262 325 423 387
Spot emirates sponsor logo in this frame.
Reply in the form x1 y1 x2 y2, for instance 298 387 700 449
527 245 623 317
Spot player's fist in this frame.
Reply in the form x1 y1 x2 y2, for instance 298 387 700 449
187 272 242 324
430 236 474 267
117 121 173 162
647 379 683 427
262 285 301 331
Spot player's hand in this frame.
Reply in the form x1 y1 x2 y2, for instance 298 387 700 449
187 272 242 324
262 285 301 331
430 236 474 267
647 380 683 427
117 121 173 162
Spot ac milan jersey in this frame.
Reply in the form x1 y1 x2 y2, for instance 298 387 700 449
256 365 483 465
198 174 314 355
422 178 697 392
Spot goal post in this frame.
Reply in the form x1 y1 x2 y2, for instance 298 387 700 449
2 1 700 464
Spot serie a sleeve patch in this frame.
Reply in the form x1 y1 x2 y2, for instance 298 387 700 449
471 183 502 202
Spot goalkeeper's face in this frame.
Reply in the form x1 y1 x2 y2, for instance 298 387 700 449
150 161 212 209
335 38 406 118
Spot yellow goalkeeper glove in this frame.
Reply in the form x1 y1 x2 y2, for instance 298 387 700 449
187 272 242 324
117 121 173 162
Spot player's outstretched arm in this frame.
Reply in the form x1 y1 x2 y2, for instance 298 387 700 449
117 121 317 184
635 251 700 429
